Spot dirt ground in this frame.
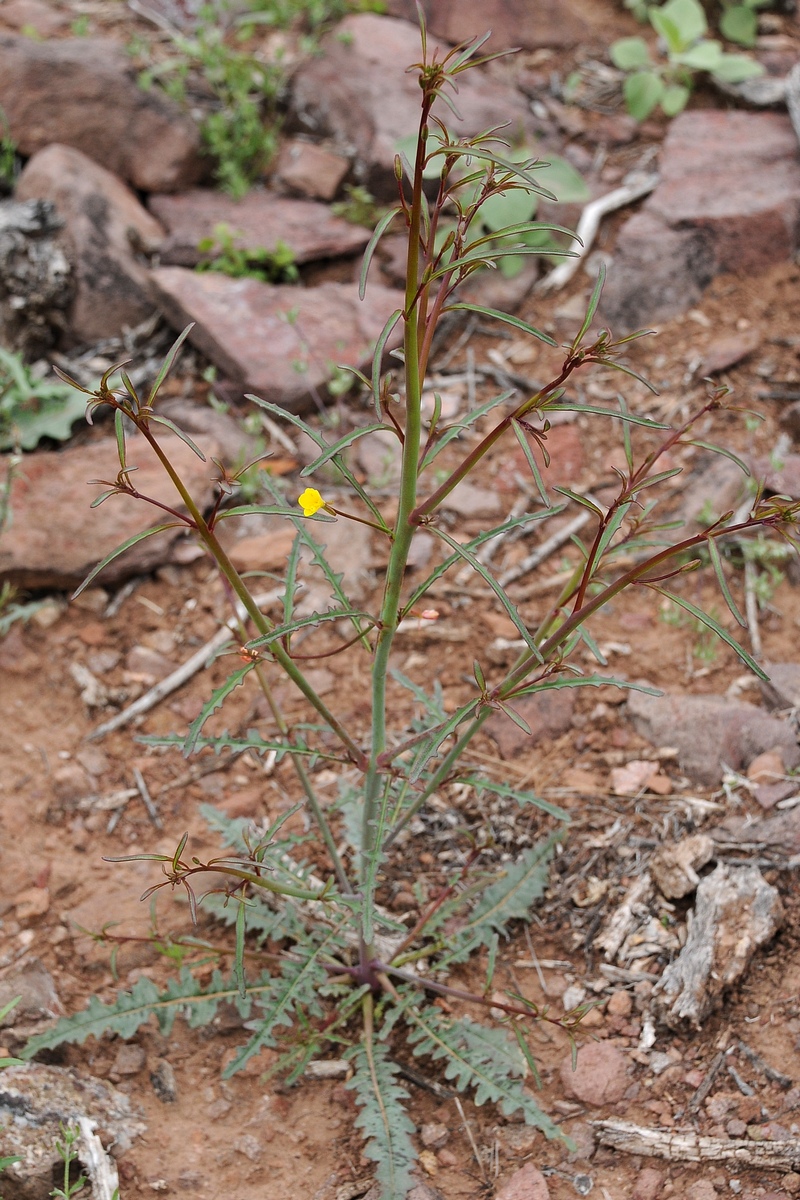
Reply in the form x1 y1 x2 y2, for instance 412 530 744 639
3 3 800 1200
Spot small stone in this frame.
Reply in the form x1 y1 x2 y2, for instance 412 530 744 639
495 1162 551 1200
125 645 176 682
15 887 50 920
52 762 90 803
111 1044 146 1077
418 1149 438 1176
486 688 574 758
610 759 659 796
420 1123 449 1149
606 990 632 1018
437 1148 458 1168
560 1042 628 1107
633 1167 665 1200
441 480 503 520
562 985 586 1013
686 1183 718 1200
228 528 298 573
747 748 786 785
699 329 761 376
151 1060 177 1103
0 959 61 1026
726 1118 747 1137
234 1133 262 1161
781 1174 800 1196
737 1095 762 1123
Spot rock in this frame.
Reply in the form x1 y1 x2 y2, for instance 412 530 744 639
654 863 783 1029
441 481 503 520
125 645 177 682
750 451 800 500
0 0 68 35
228 527 298 573
151 1059 178 1103
560 1041 628 1107
650 834 715 900
14 888 49 920
0 36 203 193
486 687 575 758
0 959 62 1036
761 661 800 710
610 759 660 797
606 989 632 1018
0 1063 145 1199
386 0 593 50
149 189 368 268
356 427 403 485
626 690 800 786
15 145 163 343
150 267 404 412
669 455 750 542
420 1123 449 1149
289 14 541 198
0 431 218 590
273 139 350 201
699 328 762 376
687 1184 718 1200
710 803 800 854
603 112 800 330
158 397 253 467
0 197 72 355
494 1162 551 1200
111 1043 147 1077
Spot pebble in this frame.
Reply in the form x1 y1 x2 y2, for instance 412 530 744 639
111 1043 146 1077
606 989 632 1017
686 1183 718 1200
781 1175 800 1196
632 1167 665 1200
560 1042 629 1107
726 1118 747 1137
494 1162 551 1200
420 1123 449 1149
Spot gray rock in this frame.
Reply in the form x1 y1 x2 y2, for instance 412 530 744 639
386 0 590 50
0 36 203 193
149 266 404 412
290 14 542 198
0 959 62 1039
0 198 72 355
0 431 218 590
760 661 800 710
15 144 164 343
149 189 368 267
654 863 783 1028
626 689 800 785
603 111 800 330
0 1063 145 1200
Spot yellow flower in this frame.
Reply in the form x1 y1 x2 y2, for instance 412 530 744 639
298 487 326 517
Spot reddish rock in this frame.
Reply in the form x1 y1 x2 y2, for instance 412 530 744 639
494 1162 551 1200
486 687 575 758
699 329 762 376
632 1167 664 1200
751 451 800 500
0 35 203 192
560 1041 628 1107
15 144 163 342
386 0 592 50
148 189 368 268
761 661 800 710
603 112 800 330
606 989 632 1018
290 14 541 198
0 0 68 35
626 690 800 786
274 139 350 201
149 267 404 412
0 432 218 590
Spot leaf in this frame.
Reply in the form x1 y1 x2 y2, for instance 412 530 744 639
661 82 691 115
431 525 542 663
532 155 590 204
652 0 707 48
707 537 746 628
571 260 606 349
300 423 392 475
547 403 667 429
479 186 539 233
443 303 556 347
461 775 570 822
23 971 266 1056
675 40 723 71
183 662 258 755
359 207 401 300
720 5 758 46
610 36 651 70
684 438 750 477
223 925 345 1077
711 53 764 83
462 833 562 945
371 310 404 417
72 523 183 598
147 324 194 406
247 607 376 649
624 71 665 121
0 384 88 451
346 1036 417 1200
148 414 207 460
511 419 550 507
649 585 768 679
405 1007 566 1141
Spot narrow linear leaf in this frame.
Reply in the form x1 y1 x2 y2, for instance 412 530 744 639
114 408 127 470
248 608 376 649
511 419 550 507
547 404 667 429
149 414 208 461
359 207 402 301
371 310 404 417
301 424 393 475
72 523 183 598
649 585 767 679
708 536 746 628
571 261 605 349
148 324 194 405
460 776 570 823
685 438 750 476
444 303 556 346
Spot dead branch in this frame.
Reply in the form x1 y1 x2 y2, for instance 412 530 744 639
593 1119 800 1171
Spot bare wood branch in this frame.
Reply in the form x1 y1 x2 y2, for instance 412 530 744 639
593 1119 800 1170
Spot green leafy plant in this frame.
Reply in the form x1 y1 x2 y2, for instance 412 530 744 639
624 0 772 46
611 0 764 119
332 184 386 228
0 348 87 451
197 222 299 283
28 15 800 1197
49 1125 86 1200
0 110 16 194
